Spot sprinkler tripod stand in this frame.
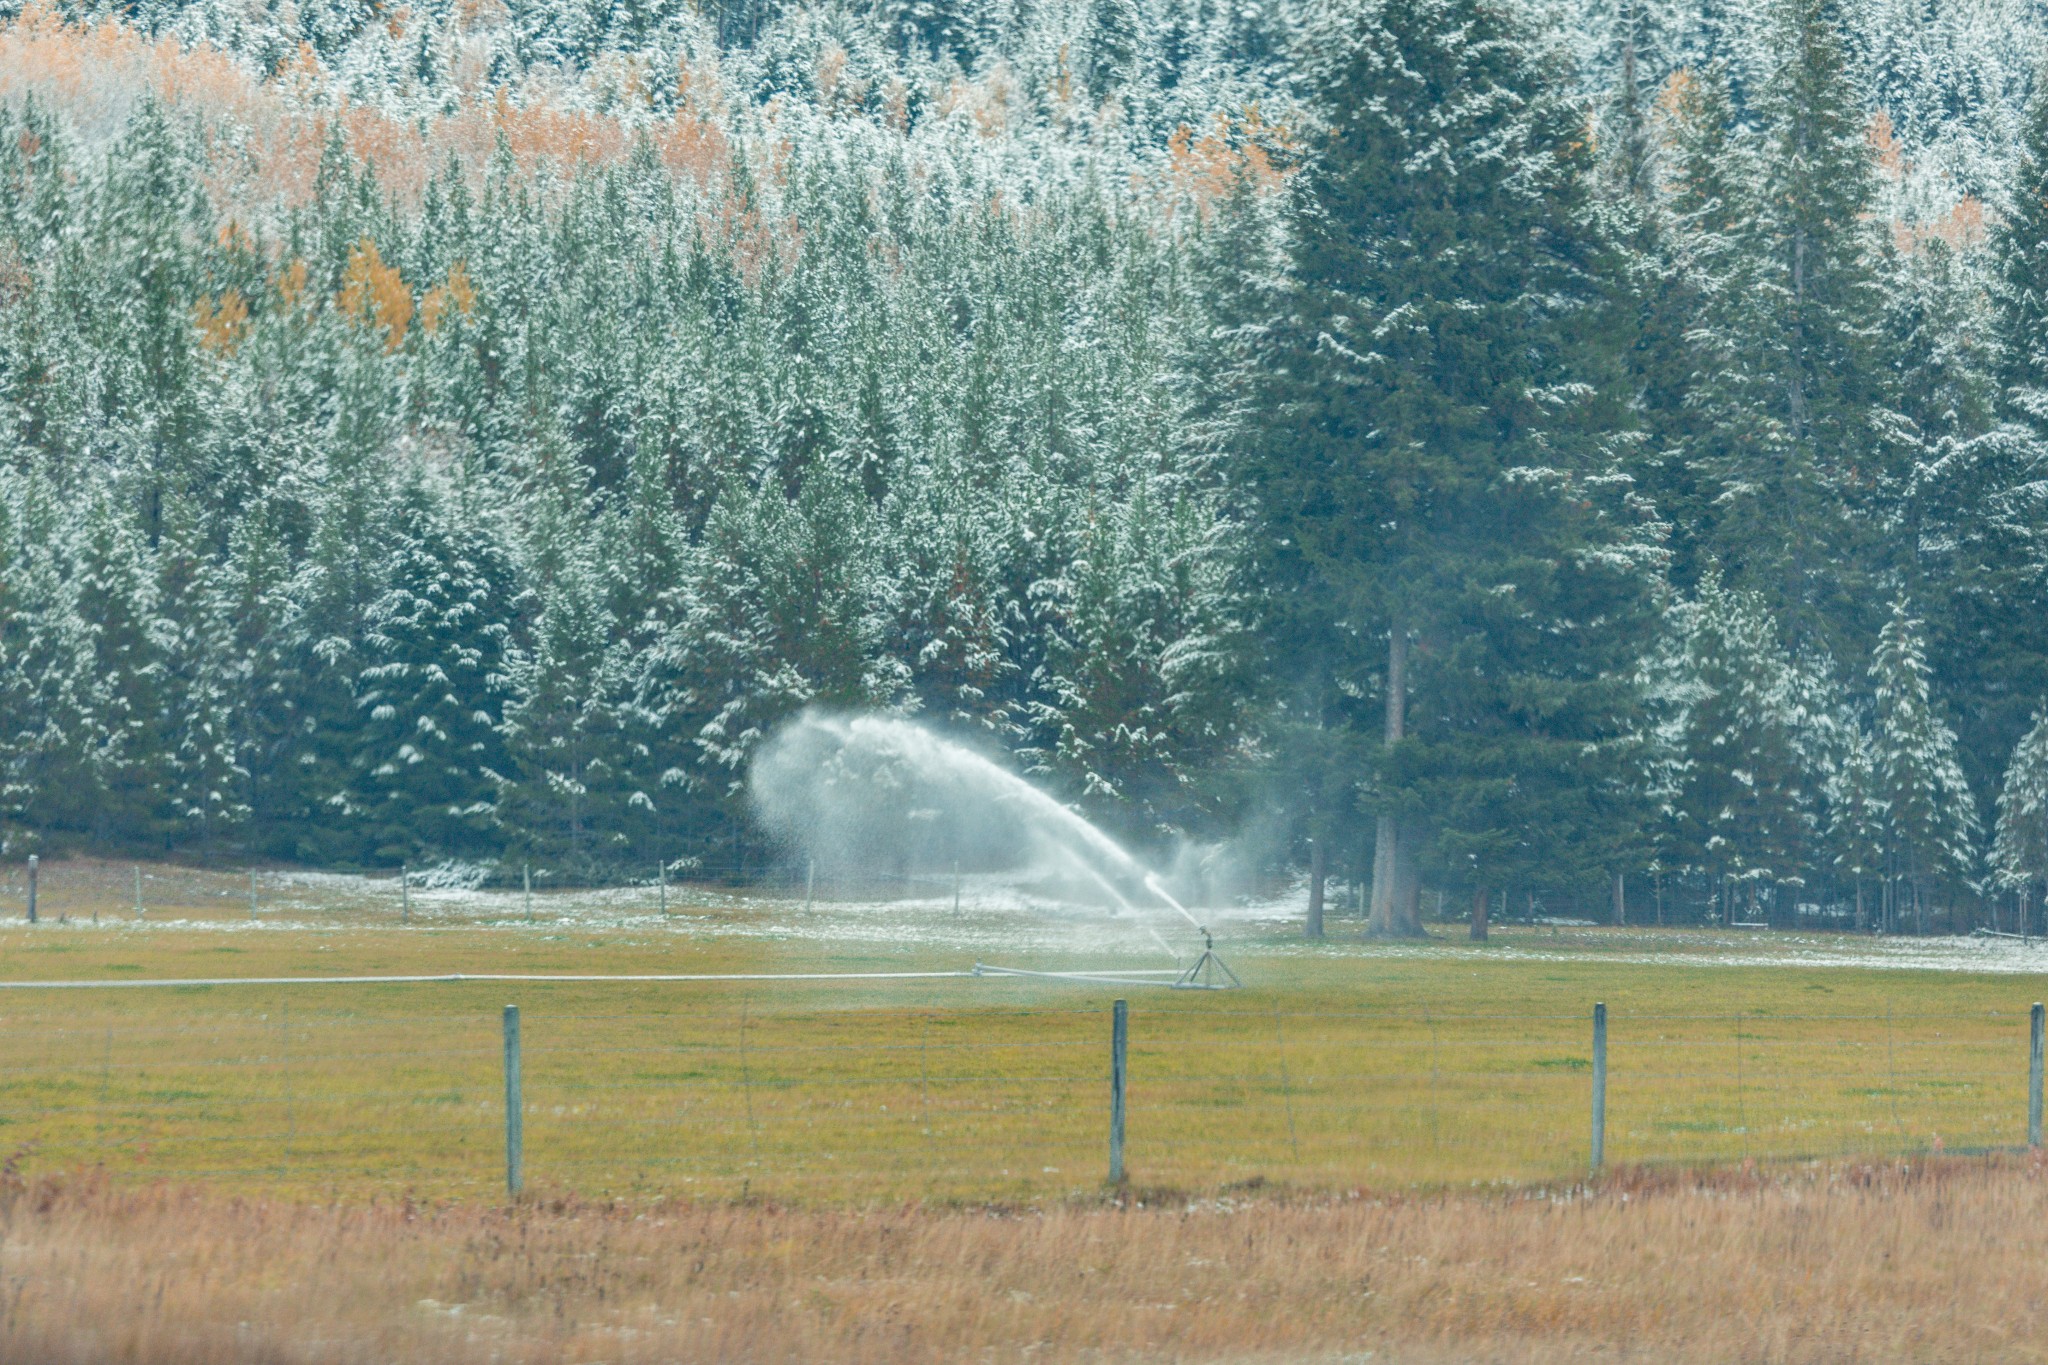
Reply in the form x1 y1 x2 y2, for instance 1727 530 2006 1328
1173 930 1241 990
972 930 1241 991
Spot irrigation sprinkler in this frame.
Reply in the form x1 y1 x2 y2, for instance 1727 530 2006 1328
974 950 1239 991
1174 930 1242 989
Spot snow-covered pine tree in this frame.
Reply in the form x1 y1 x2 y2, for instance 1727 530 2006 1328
351 461 516 863
69 480 174 847
0 467 97 846
1992 715 2048 930
1240 0 1658 934
1663 571 1818 923
1686 0 1898 653
1869 600 1979 929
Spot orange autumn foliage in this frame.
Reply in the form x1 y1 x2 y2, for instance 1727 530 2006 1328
419 260 476 334
191 287 248 355
1164 108 1290 217
337 238 413 352
273 257 310 310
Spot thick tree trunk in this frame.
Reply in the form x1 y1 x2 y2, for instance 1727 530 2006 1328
1470 885 1489 941
1368 813 1399 934
1395 839 1423 935
1367 623 1411 937
1304 838 1325 940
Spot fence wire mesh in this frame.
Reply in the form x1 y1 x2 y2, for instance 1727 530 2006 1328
0 994 2034 1202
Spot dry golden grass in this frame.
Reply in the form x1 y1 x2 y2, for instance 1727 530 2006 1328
3 1157 2047 1363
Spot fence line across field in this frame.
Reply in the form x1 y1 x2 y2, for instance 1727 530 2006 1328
3 993 2046 1199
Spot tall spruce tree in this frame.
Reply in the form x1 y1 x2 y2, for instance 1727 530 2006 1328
1869 601 1979 928
1687 0 1896 653
1992 715 2048 929
1240 0 1659 934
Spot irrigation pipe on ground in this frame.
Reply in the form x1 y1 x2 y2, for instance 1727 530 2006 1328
0 967 1213 990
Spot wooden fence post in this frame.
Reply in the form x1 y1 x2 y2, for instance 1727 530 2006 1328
1109 998 1128 1185
1591 1002 1607 1172
2030 1002 2043 1150
504 1004 523 1198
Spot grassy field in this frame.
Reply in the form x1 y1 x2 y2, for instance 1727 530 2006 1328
4 858 2048 1207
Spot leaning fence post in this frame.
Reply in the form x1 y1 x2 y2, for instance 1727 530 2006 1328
503 1004 524 1198
1109 998 1128 1185
24 854 36 924
2030 1003 2043 1150
1591 1002 1608 1172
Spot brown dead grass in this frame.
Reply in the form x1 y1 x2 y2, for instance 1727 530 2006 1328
2 1157 2046 1363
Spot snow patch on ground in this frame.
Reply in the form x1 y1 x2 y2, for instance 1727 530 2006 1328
40 871 2048 975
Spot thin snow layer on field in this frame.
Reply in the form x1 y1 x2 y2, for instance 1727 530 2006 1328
1272 929 2048 975
58 872 2048 975
91 871 1253 962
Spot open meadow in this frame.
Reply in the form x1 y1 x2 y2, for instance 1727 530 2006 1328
5 858 2048 1204
7 858 2048 1361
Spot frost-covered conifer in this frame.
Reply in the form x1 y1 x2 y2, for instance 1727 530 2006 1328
1869 601 1979 926
1992 715 2048 903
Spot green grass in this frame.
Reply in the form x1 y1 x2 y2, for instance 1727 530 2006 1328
1 863 2045 1205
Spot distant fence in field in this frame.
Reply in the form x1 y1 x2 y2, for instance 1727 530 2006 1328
3 987 2043 1202
0 855 1236 924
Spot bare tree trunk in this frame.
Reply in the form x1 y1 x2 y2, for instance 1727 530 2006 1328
1304 838 1325 940
1854 880 1866 933
1395 841 1422 935
1368 623 1409 937
1369 814 1398 934
1470 885 1489 941
1612 872 1625 927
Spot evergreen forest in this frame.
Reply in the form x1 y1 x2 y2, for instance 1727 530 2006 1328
4 0 2048 933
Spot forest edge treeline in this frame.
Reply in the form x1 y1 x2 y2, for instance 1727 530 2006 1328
1 0 2046 933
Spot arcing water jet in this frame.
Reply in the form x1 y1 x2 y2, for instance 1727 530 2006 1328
749 711 1233 979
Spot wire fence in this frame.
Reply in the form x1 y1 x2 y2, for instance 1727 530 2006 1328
1 991 2038 1202
0 856 1180 926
